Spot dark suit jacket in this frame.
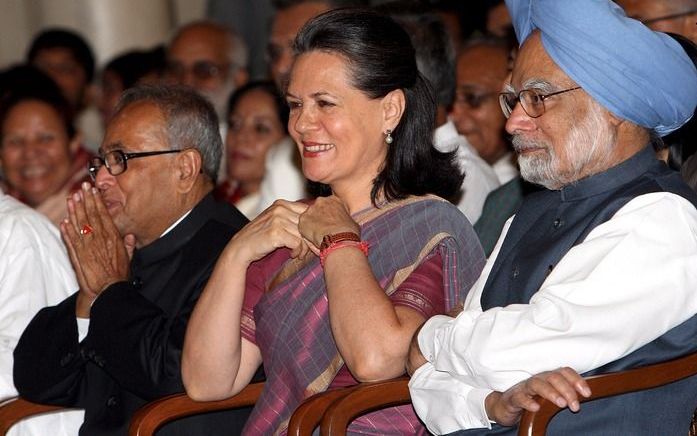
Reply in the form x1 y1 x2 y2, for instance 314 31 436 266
14 194 252 435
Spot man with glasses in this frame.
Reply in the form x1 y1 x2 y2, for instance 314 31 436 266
166 21 249 122
408 0 697 434
14 85 251 435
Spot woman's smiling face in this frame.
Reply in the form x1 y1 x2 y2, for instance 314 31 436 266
286 50 389 193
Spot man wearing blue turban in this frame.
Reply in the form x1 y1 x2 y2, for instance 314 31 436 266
407 0 697 434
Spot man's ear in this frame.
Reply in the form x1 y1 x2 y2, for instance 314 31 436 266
175 149 202 193
381 89 406 133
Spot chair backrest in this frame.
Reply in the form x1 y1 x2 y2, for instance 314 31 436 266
518 351 697 436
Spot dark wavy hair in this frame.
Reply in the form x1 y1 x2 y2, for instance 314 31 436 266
27 28 95 83
227 80 289 134
293 8 463 204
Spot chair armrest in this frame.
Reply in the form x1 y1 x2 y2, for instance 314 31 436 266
0 397 69 435
319 377 410 436
287 386 357 436
518 351 697 436
128 382 264 436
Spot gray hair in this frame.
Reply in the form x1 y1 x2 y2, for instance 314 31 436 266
115 84 222 183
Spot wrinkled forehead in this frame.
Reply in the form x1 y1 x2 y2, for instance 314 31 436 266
509 31 575 91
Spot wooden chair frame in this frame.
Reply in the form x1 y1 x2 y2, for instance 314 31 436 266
518 351 697 436
0 398 69 435
128 381 264 436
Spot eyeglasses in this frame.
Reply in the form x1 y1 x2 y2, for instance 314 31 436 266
165 61 229 82
454 88 497 109
498 86 581 118
641 9 696 25
88 149 182 181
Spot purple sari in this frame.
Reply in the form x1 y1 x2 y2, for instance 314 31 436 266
243 196 485 435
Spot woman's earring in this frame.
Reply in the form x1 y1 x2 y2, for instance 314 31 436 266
384 129 393 145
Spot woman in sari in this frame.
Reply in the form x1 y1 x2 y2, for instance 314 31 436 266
0 66 92 226
182 8 486 435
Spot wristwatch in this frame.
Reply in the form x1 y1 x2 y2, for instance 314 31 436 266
319 232 361 251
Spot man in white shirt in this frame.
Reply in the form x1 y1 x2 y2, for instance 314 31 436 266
408 0 697 434
0 189 83 436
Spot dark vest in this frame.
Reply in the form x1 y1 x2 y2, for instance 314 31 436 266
452 147 697 435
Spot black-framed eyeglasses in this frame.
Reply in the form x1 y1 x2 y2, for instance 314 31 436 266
454 87 498 109
498 86 581 118
88 149 182 181
641 9 696 25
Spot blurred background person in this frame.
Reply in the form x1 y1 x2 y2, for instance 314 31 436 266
214 81 290 218
0 66 92 226
381 2 500 225
166 21 248 123
98 46 165 127
451 37 517 185
26 28 102 151
616 0 696 43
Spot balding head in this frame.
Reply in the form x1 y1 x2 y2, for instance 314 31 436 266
167 21 249 118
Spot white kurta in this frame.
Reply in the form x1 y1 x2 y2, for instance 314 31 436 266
0 191 84 436
409 192 697 434
434 121 500 224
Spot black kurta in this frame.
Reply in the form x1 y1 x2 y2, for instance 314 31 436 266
14 194 252 435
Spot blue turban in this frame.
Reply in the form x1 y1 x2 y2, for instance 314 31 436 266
506 0 697 136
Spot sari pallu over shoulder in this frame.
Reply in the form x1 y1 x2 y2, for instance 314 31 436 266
245 195 485 435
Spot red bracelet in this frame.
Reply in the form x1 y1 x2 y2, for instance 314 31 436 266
319 240 370 267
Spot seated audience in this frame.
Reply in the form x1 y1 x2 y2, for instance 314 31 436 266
13 85 251 435
182 9 485 435
408 0 697 434
0 187 83 436
0 68 92 226
214 81 290 219
98 47 165 126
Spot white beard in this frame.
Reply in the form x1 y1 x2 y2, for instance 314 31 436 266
513 102 616 190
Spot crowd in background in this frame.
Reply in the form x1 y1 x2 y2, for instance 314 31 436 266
1 0 697 435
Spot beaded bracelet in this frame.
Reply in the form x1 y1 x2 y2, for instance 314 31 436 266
319 240 370 267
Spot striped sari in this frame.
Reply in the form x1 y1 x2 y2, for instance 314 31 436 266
241 195 485 435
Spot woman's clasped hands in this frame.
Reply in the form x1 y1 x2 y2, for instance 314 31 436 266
226 195 361 265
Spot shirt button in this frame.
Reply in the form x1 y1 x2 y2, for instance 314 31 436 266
60 353 74 367
553 218 563 228
512 267 520 279
106 396 118 407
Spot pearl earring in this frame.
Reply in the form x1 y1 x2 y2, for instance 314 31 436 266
385 129 393 145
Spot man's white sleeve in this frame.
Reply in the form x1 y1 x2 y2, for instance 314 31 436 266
411 192 697 432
